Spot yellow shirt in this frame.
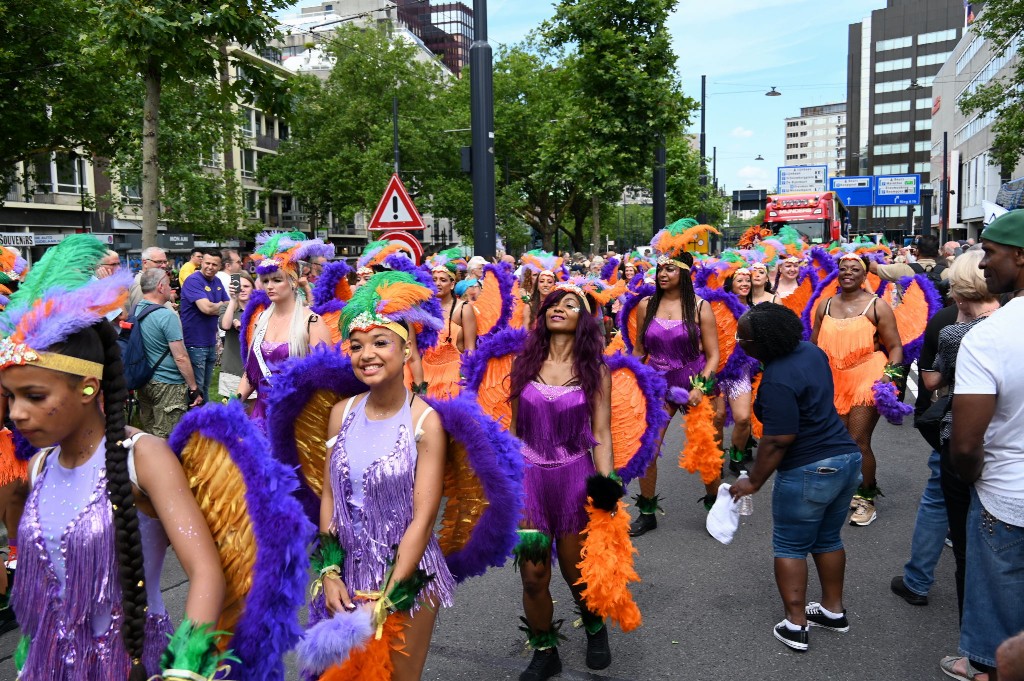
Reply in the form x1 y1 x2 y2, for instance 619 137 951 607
178 262 197 286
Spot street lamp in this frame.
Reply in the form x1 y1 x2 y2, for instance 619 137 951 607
754 154 764 161
765 86 782 97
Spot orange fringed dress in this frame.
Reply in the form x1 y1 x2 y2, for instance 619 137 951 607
816 297 887 415
422 318 464 400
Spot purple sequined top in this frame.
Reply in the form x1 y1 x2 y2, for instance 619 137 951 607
516 382 598 536
247 340 290 422
12 442 173 679
644 317 705 395
328 396 455 611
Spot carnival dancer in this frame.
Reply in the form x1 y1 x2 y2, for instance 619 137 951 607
0 236 225 680
630 220 721 537
775 255 803 299
811 253 904 526
240 232 333 423
421 249 476 399
509 283 621 681
315 271 456 680
717 268 757 477
749 262 777 305
520 250 568 321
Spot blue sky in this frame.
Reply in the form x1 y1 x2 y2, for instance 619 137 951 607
485 0 886 194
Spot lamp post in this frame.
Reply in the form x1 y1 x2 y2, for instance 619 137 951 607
470 0 496 259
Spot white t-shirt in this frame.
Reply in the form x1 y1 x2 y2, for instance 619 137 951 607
955 297 1024 524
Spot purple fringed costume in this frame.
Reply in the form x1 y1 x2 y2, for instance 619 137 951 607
12 442 173 679
644 318 705 406
311 396 455 625
246 340 291 423
518 382 599 537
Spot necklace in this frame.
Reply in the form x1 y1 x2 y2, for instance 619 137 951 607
366 391 408 420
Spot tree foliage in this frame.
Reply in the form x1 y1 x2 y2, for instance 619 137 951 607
957 1 1024 174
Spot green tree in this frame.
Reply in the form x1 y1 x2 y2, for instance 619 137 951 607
95 0 289 247
957 1 1024 175
544 0 691 252
259 26 454 233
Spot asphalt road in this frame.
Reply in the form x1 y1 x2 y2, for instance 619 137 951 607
0 407 963 680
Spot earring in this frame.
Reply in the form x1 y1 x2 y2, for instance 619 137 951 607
83 386 96 396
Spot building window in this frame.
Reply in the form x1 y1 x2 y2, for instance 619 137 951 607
786 143 798 149
917 119 933 130
915 140 931 152
800 131 808 137
800 142 809 148
239 108 255 137
954 109 998 146
787 132 799 138
957 36 983 74
914 162 930 173
787 121 799 127
876 57 912 72
957 34 1022 103
33 152 87 194
918 51 952 67
875 79 911 93
876 36 912 52
918 29 957 45
874 143 910 155
874 121 911 135
916 98 932 109
241 149 256 179
874 100 911 115
199 148 222 169
786 154 798 160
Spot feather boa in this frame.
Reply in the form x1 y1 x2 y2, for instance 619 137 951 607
615 283 655 355
296 609 375 677
680 398 720 484
311 261 353 315
318 612 408 681
239 290 272 366
460 327 526 392
576 500 641 632
425 393 524 581
872 379 913 425
604 352 669 485
168 402 314 681
265 347 367 521
600 257 620 283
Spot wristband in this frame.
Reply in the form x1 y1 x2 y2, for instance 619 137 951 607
690 373 717 395
412 382 428 396
883 363 907 381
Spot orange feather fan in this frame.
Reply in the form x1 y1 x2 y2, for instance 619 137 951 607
749 374 764 440
679 398 720 484
576 499 642 632
779 277 813 319
318 612 409 681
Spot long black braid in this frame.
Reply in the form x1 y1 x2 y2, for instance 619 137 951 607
59 323 149 678
640 252 699 357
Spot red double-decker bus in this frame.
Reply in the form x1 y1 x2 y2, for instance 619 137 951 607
764 192 847 244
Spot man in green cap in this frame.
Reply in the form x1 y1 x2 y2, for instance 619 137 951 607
947 209 1024 681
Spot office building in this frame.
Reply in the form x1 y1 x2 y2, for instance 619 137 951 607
783 102 847 180
845 0 965 231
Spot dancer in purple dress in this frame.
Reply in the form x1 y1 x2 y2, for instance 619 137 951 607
509 284 619 681
630 248 720 535
0 239 224 680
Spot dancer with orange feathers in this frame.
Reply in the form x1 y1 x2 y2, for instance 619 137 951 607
422 248 475 398
629 219 721 537
508 282 634 681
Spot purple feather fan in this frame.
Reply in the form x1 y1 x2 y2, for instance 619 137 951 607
478 262 515 342
424 392 524 581
310 261 352 315
616 283 655 355
603 352 670 484
600 257 620 282
461 326 527 392
265 347 368 522
382 254 443 351
239 289 271 366
895 273 942 365
0 270 134 349
808 247 837 276
168 401 314 681
296 609 374 677
873 379 913 425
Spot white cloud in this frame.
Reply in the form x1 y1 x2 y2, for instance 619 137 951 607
731 126 754 138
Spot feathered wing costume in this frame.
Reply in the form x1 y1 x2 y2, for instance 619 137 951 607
310 260 354 346
267 272 523 679
473 262 515 340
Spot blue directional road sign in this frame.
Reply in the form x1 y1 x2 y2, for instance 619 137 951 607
829 176 873 207
873 174 921 206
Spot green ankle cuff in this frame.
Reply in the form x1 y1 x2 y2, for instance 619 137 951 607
519 618 566 650
633 493 664 516
855 485 883 500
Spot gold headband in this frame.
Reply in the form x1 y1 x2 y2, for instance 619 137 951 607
783 255 803 263
749 262 768 271
735 267 751 276
656 255 691 271
839 253 863 262
552 283 592 313
345 312 410 342
0 339 104 379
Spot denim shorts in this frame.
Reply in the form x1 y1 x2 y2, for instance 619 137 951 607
771 452 862 559
960 488 1024 668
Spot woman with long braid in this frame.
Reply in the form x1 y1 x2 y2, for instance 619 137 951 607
0 240 224 679
631 246 720 536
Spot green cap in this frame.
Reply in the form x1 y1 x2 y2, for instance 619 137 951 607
981 209 1024 248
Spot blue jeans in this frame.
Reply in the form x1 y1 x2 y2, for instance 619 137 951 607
771 452 863 559
186 345 218 402
902 449 948 596
960 488 1024 668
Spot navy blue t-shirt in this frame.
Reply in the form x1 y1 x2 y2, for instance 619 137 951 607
754 341 858 471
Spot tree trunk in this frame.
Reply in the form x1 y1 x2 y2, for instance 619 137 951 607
590 194 601 255
141 63 161 249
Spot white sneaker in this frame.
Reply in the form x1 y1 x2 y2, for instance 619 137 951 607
849 496 877 526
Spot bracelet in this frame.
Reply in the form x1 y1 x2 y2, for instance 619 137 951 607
690 373 717 395
412 382 429 396
883 363 907 381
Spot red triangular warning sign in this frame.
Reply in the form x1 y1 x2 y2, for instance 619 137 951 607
368 174 426 231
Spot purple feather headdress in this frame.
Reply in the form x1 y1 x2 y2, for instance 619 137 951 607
168 401 314 680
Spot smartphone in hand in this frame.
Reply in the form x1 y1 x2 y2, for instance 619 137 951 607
230 272 241 296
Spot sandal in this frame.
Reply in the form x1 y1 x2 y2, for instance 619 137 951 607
940 655 988 681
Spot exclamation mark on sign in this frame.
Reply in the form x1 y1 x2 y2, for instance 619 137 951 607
392 196 399 220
